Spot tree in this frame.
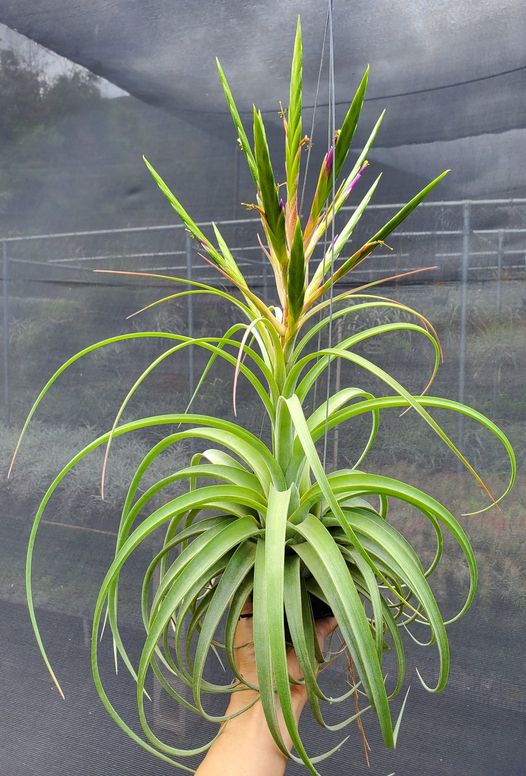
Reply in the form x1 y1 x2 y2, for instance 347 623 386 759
0 49 46 142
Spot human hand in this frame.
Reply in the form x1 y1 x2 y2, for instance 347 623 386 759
225 602 338 745
195 602 337 775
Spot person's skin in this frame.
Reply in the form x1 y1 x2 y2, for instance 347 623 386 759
195 606 337 775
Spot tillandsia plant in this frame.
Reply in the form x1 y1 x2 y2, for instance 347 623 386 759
12 17 516 775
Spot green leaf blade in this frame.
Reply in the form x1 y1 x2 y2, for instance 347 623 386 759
253 108 287 263
287 220 306 320
334 66 370 179
286 16 303 201
216 58 258 184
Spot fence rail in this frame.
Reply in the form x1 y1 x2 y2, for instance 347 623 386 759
2 198 526 433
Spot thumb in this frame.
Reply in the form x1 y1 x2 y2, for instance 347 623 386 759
315 615 338 650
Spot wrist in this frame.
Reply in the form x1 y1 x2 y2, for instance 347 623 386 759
223 686 307 755
195 692 292 776
221 703 289 768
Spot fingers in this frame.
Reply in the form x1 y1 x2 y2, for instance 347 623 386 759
240 599 253 617
231 598 337 682
231 599 258 689
234 599 254 649
314 615 338 650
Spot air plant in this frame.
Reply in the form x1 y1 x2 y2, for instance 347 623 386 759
12 17 515 775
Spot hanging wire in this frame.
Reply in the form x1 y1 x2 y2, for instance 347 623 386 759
322 0 338 469
299 7 330 220
311 3 332 419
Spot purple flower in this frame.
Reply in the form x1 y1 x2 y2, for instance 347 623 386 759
279 197 285 210
325 145 334 174
346 162 368 194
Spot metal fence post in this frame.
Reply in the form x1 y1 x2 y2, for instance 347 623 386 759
185 232 194 397
262 252 268 302
492 230 505 413
457 201 470 464
2 241 9 427
496 230 504 318
233 146 240 219
332 318 343 468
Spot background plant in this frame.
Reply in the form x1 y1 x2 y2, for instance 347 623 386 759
10 18 516 775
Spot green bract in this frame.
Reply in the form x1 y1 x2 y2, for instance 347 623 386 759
13 18 515 775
